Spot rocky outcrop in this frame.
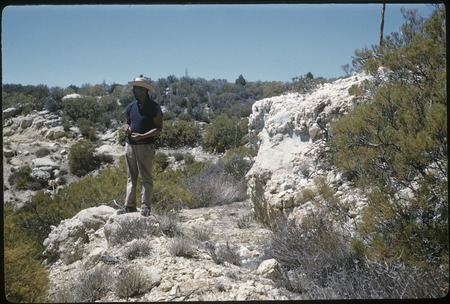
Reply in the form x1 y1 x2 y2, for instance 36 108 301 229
44 201 301 301
246 73 372 224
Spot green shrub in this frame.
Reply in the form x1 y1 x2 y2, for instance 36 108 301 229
201 115 248 153
152 168 196 211
221 151 254 181
9 165 32 190
184 153 195 165
154 152 169 172
62 96 99 122
68 140 99 177
34 147 51 157
330 7 447 270
158 119 200 148
76 117 97 141
171 151 185 162
61 115 71 131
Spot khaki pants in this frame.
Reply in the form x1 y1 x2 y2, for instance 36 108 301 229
125 143 155 209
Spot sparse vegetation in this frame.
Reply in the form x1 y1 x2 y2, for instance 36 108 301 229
115 266 151 299
187 162 247 208
106 216 161 247
190 225 213 242
205 241 241 266
125 239 152 260
168 235 197 258
73 267 112 302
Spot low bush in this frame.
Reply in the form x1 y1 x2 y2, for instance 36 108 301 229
34 147 51 157
8 165 32 190
222 153 253 181
168 235 197 258
106 216 161 247
157 119 200 148
125 240 152 260
190 225 213 242
115 266 150 299
73 267 112 302
62 96 99 122
156 211 181 238
61 115 71 131
265 212 357 287
76 117 97 141
201 115 248 153
205 241 241 266
154 152 169 172
187 162 247 208
68 140 99 177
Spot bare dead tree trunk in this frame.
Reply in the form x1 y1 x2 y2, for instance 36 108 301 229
379 3 386 47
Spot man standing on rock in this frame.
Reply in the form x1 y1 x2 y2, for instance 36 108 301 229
118 75 163 216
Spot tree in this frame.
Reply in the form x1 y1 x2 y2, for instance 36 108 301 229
330 6 447 267
235 74 247 86
379 3 386 46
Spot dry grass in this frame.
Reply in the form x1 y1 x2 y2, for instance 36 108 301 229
106 216 161 246
264 211 448 298
187 163 247 208
205 241 241 266
115 266 150 299
124 239 152 260
73 266 112 302
168 235 197 258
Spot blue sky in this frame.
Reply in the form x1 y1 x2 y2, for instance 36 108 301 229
2 3 436 88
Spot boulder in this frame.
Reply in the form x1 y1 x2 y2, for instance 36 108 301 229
3 149 15 158
45 127 66 140
32 157 59 170
257 259 283 281
20 117 34 129
30 168 51 183
3 107 20 119
43 206 116 265
76 205 116 231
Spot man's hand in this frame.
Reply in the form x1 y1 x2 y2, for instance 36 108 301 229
122 124 132 135
130 133 144 141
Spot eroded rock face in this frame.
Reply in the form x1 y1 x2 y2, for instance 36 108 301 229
246 73 373 223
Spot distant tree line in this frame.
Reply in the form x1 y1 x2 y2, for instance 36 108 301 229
2 72 331 121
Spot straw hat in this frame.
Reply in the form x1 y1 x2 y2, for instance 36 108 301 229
128 75 155 92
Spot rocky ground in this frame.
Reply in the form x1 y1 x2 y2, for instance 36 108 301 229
3 72 375 301
44 201 306 302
